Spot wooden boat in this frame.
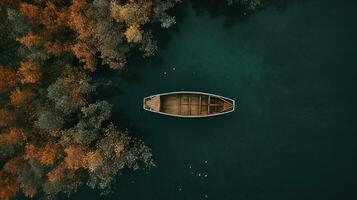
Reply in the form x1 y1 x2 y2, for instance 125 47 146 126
143 91 235 117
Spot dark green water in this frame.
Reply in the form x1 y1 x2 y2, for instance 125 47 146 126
74 0 357 199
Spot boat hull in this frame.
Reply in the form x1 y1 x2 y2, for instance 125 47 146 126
143 91 235 117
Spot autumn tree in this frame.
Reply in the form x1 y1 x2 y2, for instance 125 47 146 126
18 2 39 20
0 109 16 128
24 142 62 166
46 163 67 183
64 145 87 170
13 0 180 72
9 87 36 107
68 0 127 70
0 127 26 146
47 68 95 112
58 101 112 147
18 59 42 84
0 67 17 92
84 150 103 172
66 0 179 70
87 123 154 191
71 42 97 71
17 32 43 48
0 171 19 200
43 162 79 199
0 128 26 162
124 24 143 43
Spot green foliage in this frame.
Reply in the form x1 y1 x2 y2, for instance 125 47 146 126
0 11 22 66
87 124 154 192
6 8 30 35
0 144 16 161
35 110 64 132
81 101 112 129
61 101 113 146
47 83 73 111
47 74 96 112
42 177 83 199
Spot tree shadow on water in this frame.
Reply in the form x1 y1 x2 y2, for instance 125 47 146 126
110 106 152 140
93 80 125 100
190 0 247 28
118 70 144 84
149 0 189 49
118 48 165 84
268 0 311 11
189 0 310 28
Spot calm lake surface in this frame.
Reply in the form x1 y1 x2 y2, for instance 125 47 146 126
73 0 357 199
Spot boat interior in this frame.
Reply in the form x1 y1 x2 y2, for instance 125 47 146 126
145 93 234 116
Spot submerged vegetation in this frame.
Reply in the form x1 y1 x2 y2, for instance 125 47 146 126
0 0 261 199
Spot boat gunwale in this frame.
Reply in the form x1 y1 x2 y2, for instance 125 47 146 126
143 91 236 118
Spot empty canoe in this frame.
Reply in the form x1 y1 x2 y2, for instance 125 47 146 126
143 91 235 117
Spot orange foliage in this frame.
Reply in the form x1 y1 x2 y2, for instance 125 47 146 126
40 2 67 31
18 59 42 84
68 0 93 40
0 171 19 200
3 156 24 176
17 32 43 48
10 87 36 106
57 69 91 107
23 182 37 198
124 24 142 43
0 67 17 91
24 144 37 159
45 41 71 56
110 1 151 26
64 145 87 170
37 142 61 166
47 163 65 182
0 109 16 128
24 142 61 166
0 127 26 145
19 2 39 19
71 42 97 71
64 147 103 172
84 150 103 172
47 163 75 183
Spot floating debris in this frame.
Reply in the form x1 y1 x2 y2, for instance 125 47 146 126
204 174 208 178
173 67 176 70
198 173 201 177
189 166 192 169
163 71 167 75
204 160 208 164
205 194 208 198
178 188 182 192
